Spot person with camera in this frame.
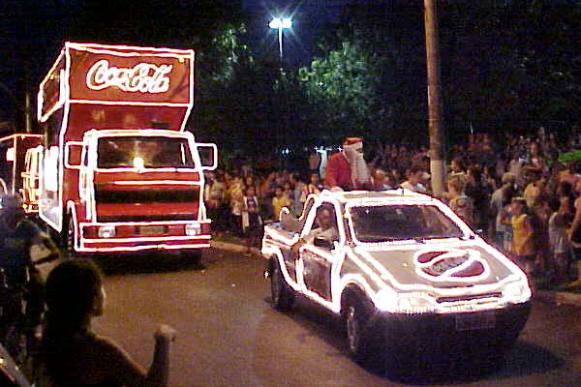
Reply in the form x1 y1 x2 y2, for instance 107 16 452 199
42 259 177 386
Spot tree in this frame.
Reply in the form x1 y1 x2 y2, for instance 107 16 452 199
298 35 388 142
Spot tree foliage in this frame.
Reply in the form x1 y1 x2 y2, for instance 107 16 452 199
298 37 388 141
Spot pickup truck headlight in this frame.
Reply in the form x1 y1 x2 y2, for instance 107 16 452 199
185 223 201 236
375 289 435 314
503 281 531 303
396 293 436 314
98 225 116 238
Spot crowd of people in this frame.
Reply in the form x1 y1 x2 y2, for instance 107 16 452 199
205 129 581 288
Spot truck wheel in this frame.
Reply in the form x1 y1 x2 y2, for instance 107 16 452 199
270 258 294 311
343 295 380 364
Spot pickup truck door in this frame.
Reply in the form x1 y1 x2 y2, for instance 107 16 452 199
298 203 342 302
300 244 338 301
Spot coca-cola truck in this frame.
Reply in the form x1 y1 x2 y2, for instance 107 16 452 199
36 42 217 257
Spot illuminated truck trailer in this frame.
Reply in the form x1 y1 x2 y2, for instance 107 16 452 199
37 42 217 256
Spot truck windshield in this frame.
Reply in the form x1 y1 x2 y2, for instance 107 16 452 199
348 205 465 243
97 136 196 169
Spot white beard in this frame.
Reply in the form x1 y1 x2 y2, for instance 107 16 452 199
344 147 370 188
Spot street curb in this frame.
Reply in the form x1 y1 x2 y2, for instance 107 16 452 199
535 290 581 308
211 240 261 256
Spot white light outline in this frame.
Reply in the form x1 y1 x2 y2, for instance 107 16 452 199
262 189 531 316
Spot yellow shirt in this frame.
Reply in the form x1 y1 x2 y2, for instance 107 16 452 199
272 196 292 220
511 213 535 256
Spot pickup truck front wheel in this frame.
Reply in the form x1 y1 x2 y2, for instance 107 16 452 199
343 294 384 365
270 258 294 311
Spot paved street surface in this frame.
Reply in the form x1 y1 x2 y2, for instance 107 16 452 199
84 249 580 387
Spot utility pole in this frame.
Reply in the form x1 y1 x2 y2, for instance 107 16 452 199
424 0 446 196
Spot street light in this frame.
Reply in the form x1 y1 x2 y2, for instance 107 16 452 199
269 17 292 60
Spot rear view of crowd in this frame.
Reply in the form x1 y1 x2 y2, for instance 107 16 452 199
205 128 581 288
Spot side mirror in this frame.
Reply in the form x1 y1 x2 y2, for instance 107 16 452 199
64 141 83 169
314 237 333 250
196 143 218 171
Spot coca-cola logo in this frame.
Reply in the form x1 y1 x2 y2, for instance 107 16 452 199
85 59 173 94
414 249 488 281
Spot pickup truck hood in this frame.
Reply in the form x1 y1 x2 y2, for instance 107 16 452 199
356 239 518 289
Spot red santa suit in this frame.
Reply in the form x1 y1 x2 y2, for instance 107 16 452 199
325 152 353 190
325 137 370 191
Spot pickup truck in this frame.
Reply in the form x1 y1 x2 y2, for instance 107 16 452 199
262 189 531 368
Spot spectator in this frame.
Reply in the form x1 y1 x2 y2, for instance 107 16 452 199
510 197 536 274
301 172 323 204
272 186 292 221
204 172 226 233
229 177 244 236
42 259 176 386
372 169 390 191
447 176 474 227
490 173 516 246
465 166 488 232
549 197 572 284
401 164 428 193
242 186 262 255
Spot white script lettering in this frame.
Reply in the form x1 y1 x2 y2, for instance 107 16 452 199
86 60 173 93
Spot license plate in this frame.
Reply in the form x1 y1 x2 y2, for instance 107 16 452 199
138 225 167 235
455 312 496 331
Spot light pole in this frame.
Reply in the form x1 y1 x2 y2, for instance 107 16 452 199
268 17 292 168
269 17 292 61
424 0 446 196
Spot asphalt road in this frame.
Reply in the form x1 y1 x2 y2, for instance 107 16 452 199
75 249 581 387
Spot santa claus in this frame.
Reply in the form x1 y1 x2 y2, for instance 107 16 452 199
324 137 371 191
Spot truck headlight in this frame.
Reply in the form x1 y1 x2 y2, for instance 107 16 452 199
396 293 436 314
375 288 398 312
185 223 201 236
375 288 435 314
98 225 116 238
503 281 531 302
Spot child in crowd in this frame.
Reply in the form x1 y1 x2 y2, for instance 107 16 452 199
549 196 572 284
510 197 536 275
242 186 262 255
447 176 474 227
272 186 292 221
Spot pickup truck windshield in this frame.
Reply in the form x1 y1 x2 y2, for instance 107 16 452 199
97 136 195 168
349 205 465 243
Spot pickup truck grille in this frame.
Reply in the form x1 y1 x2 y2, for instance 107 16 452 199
436 292 502 304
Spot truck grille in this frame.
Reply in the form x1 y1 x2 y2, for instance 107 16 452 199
95 188 198 203
97 214 196 222
436 292 502 304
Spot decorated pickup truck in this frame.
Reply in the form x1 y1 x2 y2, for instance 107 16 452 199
262 189 531 367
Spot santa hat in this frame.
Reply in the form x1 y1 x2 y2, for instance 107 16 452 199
343 137 363 146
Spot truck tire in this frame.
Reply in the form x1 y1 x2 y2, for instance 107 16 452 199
270 258 294 311
342 292 384 365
